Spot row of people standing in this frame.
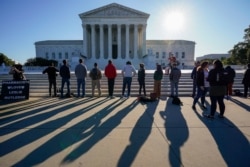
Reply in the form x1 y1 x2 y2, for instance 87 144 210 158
43 59 117 98
42 59 182 99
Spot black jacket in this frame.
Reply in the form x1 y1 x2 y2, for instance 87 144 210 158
138 68 145 82
60 65 70 79
196 68 205 87
225 66 236 83
242 68 250 85
207 68 227 86
43 66 59 80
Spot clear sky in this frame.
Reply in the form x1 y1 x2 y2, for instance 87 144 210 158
1 0 249 64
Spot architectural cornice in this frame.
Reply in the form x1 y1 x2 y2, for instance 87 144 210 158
35 40 83 45
79 3 150 19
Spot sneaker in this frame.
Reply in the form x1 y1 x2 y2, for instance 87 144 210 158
192 105 196 110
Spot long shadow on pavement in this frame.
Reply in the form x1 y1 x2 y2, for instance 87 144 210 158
12 98 134 166
61 99 139 165
194 109 250 166
0 98 91 136
0 98 76 127
117 99 159 166
160 98 189 167
0 97 109 158
230 97 250 112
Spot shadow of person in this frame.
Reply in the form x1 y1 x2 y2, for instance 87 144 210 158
12 98 133 166
193 109 250 166
159 98 189 167
61 100 139 165
230 97 250 112
1 97 109 164
117 100 159 167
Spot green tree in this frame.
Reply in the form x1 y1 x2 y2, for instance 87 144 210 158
227 26 250 65
0 53 15 66
24 57 58 66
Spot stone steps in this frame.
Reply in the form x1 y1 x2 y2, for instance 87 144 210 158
0 72 245 97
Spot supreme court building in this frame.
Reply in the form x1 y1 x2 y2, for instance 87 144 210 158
35 3 195 70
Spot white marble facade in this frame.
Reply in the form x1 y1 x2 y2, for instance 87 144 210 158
35 3 195 70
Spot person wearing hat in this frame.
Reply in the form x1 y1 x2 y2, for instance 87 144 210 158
121 61 136 98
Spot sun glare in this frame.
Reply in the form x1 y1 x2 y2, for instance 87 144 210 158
164 11 185 32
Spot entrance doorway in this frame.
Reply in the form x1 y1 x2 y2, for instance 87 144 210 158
112 45 117 59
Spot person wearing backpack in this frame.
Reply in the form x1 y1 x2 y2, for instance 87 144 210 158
89 62 102 97
242 63 250 98
169 63 181 97
205 59 228 119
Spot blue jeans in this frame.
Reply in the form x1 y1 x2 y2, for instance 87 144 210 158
193 87 209 106
192 79 197 97
170 81 179 97
61 78 70 97
77 78 85 97
122 77 132 96
210 95 225 116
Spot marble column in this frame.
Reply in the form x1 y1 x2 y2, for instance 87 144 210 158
134 24 138 58
82 24 88 58
117 24 121 58
91 24 96 58
108 24 112 58
125 24 130 58
142 24 147 57
100 24 104 59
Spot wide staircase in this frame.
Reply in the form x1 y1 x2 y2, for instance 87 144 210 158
0 71 245 98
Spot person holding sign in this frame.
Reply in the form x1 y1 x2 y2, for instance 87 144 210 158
9 64 25 81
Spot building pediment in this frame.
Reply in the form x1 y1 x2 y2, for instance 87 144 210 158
79 3 150 19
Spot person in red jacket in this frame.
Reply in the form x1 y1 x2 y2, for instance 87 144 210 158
104 60 117 98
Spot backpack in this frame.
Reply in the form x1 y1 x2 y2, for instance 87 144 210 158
217 69 230 86
170 68 181 82
172 97 182 105
91 68 98 80
234 89 243 96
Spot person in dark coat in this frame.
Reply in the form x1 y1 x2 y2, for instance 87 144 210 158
225 65 236 99
43 63 59 97
60 59 71 97
154 64 163 99
191 61 200 97
205 59 227 119
242 63 250 98
138 63 146 96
